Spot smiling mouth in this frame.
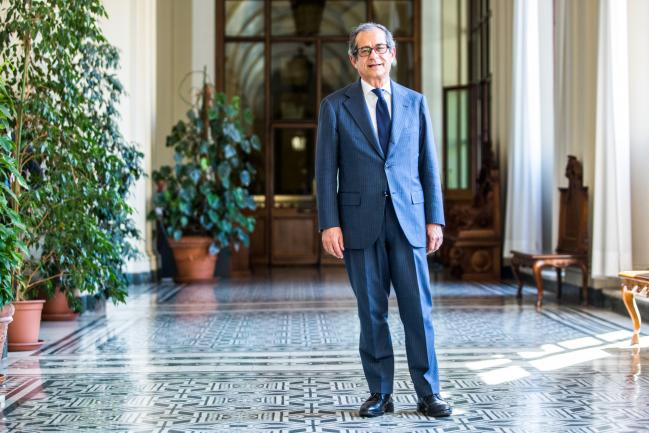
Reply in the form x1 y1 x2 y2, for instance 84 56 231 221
368 63 384 68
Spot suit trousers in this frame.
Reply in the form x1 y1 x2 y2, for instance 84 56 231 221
343 198 440 397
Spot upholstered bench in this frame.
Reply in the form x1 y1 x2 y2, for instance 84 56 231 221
620 271 649 345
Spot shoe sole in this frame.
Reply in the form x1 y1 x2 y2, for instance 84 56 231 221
417 403 452 417
359 402 394 417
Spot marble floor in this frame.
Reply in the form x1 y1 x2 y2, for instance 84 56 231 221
1 267 648 432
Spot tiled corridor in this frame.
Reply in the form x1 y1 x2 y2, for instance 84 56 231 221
2 267 647 432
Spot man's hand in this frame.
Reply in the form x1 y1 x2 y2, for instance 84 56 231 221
322 227 345 259
426 224 443 255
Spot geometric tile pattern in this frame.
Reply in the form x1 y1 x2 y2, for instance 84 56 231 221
2 267 649 432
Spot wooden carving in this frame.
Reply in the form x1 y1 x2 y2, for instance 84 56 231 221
443 150 502 281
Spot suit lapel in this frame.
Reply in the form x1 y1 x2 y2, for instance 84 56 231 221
343 80 384 159
388 81 411 158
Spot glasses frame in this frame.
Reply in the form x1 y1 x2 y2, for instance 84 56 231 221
354 44 391 57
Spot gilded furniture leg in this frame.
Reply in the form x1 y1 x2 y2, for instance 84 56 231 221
511 257 523 298
532 261 545 308
622 284 641 346
556 267 562 299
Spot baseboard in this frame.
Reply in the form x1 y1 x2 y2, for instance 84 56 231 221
79 293 106 314
125 270 158 285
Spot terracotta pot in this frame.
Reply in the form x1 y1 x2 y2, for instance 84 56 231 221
8 300 45 351
168 236 218 283
42 287 79 321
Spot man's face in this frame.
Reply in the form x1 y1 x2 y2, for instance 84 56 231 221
349 29 396 84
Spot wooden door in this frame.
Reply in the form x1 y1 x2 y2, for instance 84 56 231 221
217 0 420 265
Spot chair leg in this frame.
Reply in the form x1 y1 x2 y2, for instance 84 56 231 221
511 257 523 298
556 268 562 299
622 284 641 346
532 261 545 308
577 262 589 306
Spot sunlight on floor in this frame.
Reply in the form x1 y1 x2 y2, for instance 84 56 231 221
468 329 641 384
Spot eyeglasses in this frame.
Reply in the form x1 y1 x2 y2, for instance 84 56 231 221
354 44 390 57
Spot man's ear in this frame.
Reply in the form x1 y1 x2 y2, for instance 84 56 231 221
349 54 357 68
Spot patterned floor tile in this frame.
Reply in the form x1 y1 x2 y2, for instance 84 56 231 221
1 267 647 432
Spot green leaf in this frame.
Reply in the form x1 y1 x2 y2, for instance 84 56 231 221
217 162 231 184
223 123 242 142
240 170 250 186
189 168 201 184
207 193 220 209
224 144 236 159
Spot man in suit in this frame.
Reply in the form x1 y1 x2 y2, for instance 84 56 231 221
315 22 452 418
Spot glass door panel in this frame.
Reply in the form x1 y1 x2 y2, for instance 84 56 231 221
373 0 414 36
273 128 316 196
320 1 365 35
444 86 470 191
271 43 316 120
225 0 264 36
271 0 365 36
322 43 358 97
391 42 414 88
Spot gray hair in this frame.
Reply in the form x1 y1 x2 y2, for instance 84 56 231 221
347 22 395 57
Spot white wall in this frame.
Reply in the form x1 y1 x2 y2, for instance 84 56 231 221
628 0 649 269
192 0 216 91
155 0 193 171
101 0 157 275
155 0 216 170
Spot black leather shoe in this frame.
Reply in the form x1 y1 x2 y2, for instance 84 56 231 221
359 393 394 417
417 394 452 417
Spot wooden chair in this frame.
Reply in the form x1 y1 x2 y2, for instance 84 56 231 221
511 156 589 308
620 271 649 345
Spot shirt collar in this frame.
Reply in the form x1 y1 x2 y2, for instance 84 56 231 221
360 79 391 96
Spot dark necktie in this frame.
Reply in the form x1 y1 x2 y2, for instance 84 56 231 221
371 88 391 156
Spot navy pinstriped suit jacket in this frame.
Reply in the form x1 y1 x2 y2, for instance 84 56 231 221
316 79 445 250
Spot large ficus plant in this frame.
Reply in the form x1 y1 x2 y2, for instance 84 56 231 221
0 0 143 306
150 81 260 255
0 76 26 308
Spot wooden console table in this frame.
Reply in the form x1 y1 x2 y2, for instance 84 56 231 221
620 271 649 345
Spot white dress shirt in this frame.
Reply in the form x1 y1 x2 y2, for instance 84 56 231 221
360 79 392 137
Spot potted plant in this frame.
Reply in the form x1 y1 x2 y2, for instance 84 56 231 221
0 75 23 355
150 74 260 282
1 0 143 345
